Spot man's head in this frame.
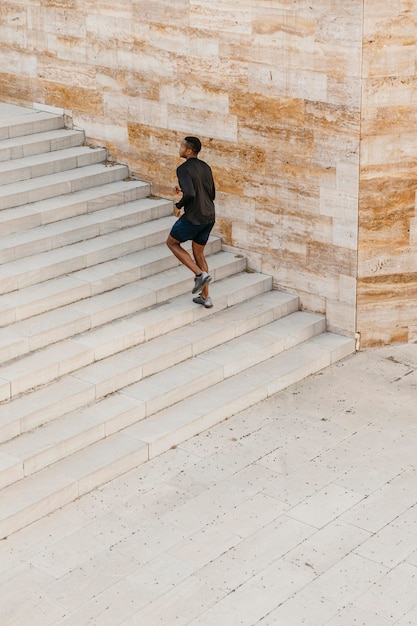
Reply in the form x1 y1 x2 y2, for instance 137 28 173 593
179 136 202 159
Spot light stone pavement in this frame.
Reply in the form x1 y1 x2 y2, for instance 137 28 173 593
1 344 417 625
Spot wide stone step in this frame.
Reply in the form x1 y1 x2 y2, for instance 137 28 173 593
0 128 85 162
0 162 129 210
0 330 355 540
0 211 175 295
0 108 64 140
0 178 151 236
0 248 240 365
0 145 107 186
0 196 173 265
0 290 295 444
0 268 270 402
0 237 220 328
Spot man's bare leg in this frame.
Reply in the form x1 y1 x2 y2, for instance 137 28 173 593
166 235 202 275
192 241 210 299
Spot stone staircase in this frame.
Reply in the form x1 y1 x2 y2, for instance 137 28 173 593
0 103 355 539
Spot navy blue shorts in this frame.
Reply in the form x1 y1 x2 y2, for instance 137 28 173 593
169 218 214 245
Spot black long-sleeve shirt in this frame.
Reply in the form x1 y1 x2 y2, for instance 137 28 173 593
175 157 215 225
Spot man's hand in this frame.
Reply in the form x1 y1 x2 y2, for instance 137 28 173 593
174 186 182 216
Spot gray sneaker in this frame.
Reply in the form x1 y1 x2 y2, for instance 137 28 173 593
193 295 213 308
192 272 212 294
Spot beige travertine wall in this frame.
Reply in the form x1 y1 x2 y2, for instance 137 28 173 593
0 1 416 346
358 1 417 346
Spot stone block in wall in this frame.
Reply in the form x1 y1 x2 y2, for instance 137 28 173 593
44 84 104 116
284 266 339 301
190 1 252 34
332 218 358 250
177 55 248 89
73 113 129 147
363 6 417 42
326 299 356 337
358 173 416 254
29 7 85 38
305 101 360 136
148 24 219 57
358 245 417 279
279 210 333 246
160 82 229 114
0 49 37 77
357 296 417 346
338 274 357 306
361 133 417 167
312 43 362 79
363 44 415 79
246 175 321 218
0 76 30 104
362 75 415 108
128 97 169 129
0 4 27 26
167 104 238 143
0 24 27 49
320 187 358 222
361 105 417 136
248 64 328 101
132 0 189 27
313 131 359 170
117 47 176 78
316 10 362 47
327 76 362 108
215 192 256 224
85 14 134 44
229 91 305 128
336 162 360 193
38 59 96 88
307 241 357 278
410 216 417 246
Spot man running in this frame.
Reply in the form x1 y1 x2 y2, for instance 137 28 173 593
166 136 216 308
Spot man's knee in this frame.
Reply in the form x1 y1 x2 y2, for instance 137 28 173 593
166 235 177 251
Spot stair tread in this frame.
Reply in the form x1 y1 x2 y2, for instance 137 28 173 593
0 178 151 235
0 163 130 211
0 110 64 139
0 162 125 193
0 145 106 176
0 128 84 161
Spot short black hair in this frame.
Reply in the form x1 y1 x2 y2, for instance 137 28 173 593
184 136 202 154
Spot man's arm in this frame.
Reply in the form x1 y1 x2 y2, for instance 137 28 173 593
175 169 195 210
